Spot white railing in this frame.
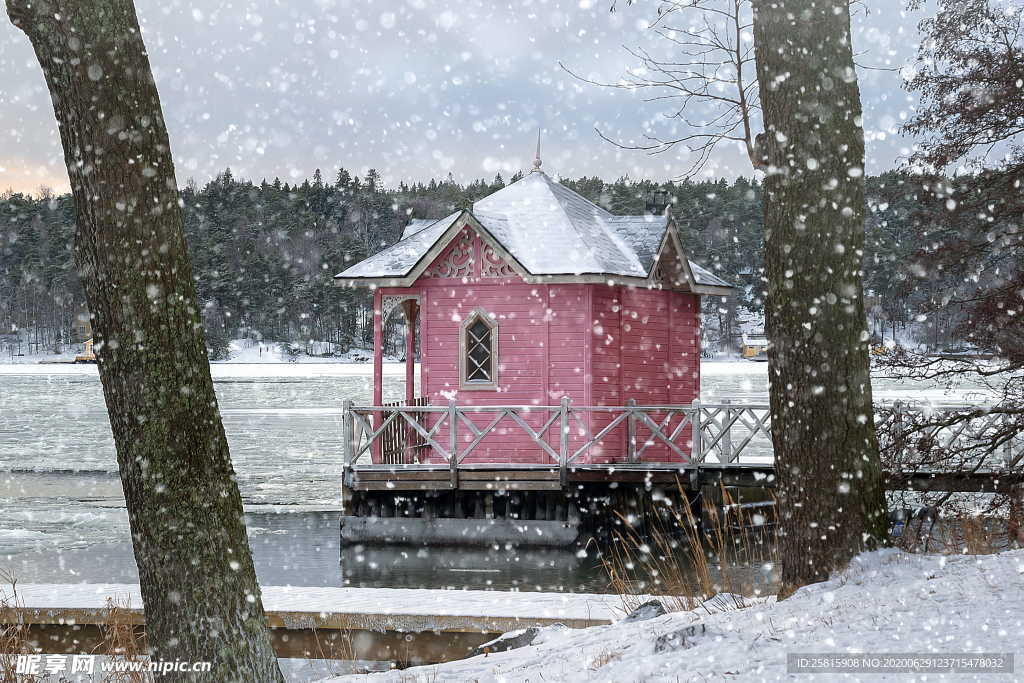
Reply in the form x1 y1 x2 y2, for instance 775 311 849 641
342 399 1021 483
342 398 780 483
877 401 1021 474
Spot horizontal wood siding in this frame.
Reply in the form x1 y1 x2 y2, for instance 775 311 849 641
414 231 588 464
377 227 703 466
589 285 625 463
666 291 700 461
547 285 590 461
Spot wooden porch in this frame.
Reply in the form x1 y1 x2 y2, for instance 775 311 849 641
341 399 1022 495
339 399 1022 545
342 399 776 491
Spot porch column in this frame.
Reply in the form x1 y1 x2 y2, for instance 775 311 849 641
372 289 383 463
402 299 419 464
402 299 418 404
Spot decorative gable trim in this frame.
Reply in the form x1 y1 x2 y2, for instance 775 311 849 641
648 218 734 296
334 211 534 287
481 243 517 278
423 229 475 279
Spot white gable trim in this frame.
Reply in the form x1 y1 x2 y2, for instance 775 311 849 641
333 210 533 288
648 219 734 296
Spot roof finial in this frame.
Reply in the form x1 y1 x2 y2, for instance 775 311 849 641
531 128 543 173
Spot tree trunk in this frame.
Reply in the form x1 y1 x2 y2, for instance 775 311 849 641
6 1 284 678
751 0 889 597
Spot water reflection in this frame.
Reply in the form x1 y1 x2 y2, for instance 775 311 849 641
341 544 597 592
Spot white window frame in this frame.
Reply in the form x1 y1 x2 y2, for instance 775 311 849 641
459 308 499 390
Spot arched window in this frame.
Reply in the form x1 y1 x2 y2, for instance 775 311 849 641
460 309 498 390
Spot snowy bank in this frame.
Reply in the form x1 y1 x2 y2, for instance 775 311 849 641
0 362 410 378
0 338 401 365
323 549 1024 682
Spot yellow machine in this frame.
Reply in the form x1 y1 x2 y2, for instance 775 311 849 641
740 335 769 359
74 338 97 363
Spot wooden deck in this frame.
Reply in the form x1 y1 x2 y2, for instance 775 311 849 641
346 462 1024 494
347 462 778 492
343 399 1021 493
1 584 618 664
340 399 1022 545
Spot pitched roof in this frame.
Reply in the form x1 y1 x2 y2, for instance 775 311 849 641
335 172 734 293
472 172 645 276
340 211 461 279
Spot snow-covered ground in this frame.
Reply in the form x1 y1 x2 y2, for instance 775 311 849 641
323 549 1024 682
0 362 410 378
0 338 401 365
217 339 404 364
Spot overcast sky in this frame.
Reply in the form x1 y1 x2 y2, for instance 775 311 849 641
0 0 925 194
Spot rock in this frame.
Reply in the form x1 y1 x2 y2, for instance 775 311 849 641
622 599 667 623
653 624 707 653
470 626 541 657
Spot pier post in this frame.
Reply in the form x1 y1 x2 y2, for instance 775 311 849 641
342 399 354 512
448 400 459 488
722 399 735 463
403 300 418 405
626 398 638 463
892 401 906 458
559 396 570 486
343 400 354 469
372 288 384 464
402 299 419 464
691 398 703 462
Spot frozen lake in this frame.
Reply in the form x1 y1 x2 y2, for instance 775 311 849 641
0 361 992 588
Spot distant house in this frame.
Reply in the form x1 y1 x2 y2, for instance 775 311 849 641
335 167 733 464
72 309 92 344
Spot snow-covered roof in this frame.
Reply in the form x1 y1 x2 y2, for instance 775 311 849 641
689 261 733 288
472 172 645 276
401 218 440 241
340 211 461 278
336 172 734 293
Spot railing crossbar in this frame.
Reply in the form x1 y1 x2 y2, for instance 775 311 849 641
701 408 748 458
400 410 452 461
505 409 561 463
634 410 677 459
457 409 509 462
729 409 773 459
633 411 690 461
568 409 632 462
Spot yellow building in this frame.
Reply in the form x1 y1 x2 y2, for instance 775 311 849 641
74 338 96 363
740 335 769 360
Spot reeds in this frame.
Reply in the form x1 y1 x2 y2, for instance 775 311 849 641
600 485 778 615
1 572 154 683
98 596 150 683
0 570 38 683
897 512 1005 555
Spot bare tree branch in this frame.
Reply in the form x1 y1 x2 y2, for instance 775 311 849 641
567 0 762 178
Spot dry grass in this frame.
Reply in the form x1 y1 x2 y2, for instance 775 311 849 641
588 647 624 670
898 512 1007 555
97 597 150 683
396 668 441 683
1 570 40 683
601 485 778 615
302 626 355 680
1 573 157 683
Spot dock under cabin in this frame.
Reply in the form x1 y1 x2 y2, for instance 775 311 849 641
332 164 767 546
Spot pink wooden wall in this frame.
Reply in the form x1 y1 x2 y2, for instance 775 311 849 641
590 286 700 463
378 224 701 465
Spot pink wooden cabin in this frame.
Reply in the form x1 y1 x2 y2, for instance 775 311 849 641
335 168 732 467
